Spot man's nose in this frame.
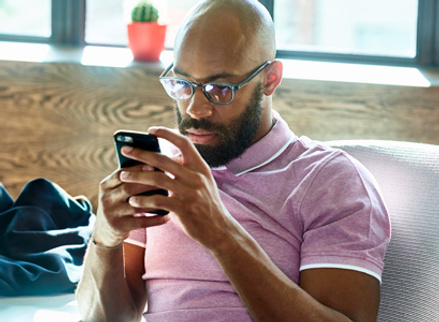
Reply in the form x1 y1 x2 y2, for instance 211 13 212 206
185 87 214 119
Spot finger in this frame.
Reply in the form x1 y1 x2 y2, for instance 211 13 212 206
120 157 205 197
121 137 211 187
128 193 175 214
100 169 123 191
121 146 165 170
98 212 170 242
120 171 182 215
120 147 194 184
97 188 169 238
120 169 173 190
100 173 159 217
99 184 137 218
100 164 149 191
148 127 209 170
116 177 171 216
122 213 171 231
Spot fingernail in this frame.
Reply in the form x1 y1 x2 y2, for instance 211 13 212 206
120 171 129 180
141 165 154 171
122 146 133 153
128 197 138 207
148 127 158 134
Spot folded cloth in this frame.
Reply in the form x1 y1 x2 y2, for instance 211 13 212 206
0 183 13 213
0 178 95 296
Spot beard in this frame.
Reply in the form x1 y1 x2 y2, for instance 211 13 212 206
175 83 264 168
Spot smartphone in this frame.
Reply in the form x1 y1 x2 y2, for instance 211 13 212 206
113 130 169 216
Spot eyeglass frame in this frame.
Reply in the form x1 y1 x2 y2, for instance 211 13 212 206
158 60 271 105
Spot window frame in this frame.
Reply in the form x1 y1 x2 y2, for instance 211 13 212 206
0 0 437 67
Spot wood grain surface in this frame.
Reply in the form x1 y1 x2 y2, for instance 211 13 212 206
1 60 438 209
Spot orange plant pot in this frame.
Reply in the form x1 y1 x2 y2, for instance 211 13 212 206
127 22 167 61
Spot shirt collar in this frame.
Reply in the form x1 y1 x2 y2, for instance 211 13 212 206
213 110 296 176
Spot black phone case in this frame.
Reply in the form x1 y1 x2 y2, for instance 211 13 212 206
113 130 169 216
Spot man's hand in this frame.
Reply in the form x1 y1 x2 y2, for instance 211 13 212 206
78 163 163 321
93 163 171 248
119 126 235 250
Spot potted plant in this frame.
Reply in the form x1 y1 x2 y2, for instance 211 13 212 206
127 1 167 61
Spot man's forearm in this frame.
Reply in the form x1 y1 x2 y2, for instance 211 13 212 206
76 242 143 322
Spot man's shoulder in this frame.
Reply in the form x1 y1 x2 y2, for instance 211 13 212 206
287 136 346 168
280 135 374 192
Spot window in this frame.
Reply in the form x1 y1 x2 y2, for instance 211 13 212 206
0 0 437 67
0 0 51 38
274 0 418 58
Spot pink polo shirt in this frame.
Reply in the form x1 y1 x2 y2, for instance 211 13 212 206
127 111 390 321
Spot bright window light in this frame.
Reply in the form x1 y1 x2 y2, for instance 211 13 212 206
81 46 134 67
281 59 431 87
0 42 50 62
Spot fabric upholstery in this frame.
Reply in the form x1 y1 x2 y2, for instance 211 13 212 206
328 140 439 322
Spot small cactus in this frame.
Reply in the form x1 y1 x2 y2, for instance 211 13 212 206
131 1 160 22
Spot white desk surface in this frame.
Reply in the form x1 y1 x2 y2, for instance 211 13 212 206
0 293 80 322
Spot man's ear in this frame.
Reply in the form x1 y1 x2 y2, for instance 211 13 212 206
263 60 283 96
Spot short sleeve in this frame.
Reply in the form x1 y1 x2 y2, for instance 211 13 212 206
299 151 391 282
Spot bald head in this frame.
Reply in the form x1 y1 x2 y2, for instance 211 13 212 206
169 1 283 164
174 0 276 66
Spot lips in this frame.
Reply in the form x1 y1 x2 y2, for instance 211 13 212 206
186 129 218 145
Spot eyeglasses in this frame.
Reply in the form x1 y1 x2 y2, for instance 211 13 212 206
159 61 271 105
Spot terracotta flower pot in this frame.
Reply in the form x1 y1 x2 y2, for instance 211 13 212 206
127 22 167 61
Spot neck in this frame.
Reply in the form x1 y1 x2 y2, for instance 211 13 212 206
252 104 274 144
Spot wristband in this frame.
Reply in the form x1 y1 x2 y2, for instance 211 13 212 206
92 238 123 250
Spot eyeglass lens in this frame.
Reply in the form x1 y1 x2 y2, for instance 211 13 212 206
163 79 233 103
204 84 232 102
163 79 193 100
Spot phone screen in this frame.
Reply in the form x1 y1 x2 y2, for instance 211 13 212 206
113 130 169 215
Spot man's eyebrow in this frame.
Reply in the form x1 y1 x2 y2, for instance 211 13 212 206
172 67 236 81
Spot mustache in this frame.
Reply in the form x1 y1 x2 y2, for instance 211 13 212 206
180 117 217 130
177 111 228 137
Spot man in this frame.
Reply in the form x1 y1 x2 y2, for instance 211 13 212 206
76 0 390 321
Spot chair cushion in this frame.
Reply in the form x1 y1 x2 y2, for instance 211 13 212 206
328 140 439 322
